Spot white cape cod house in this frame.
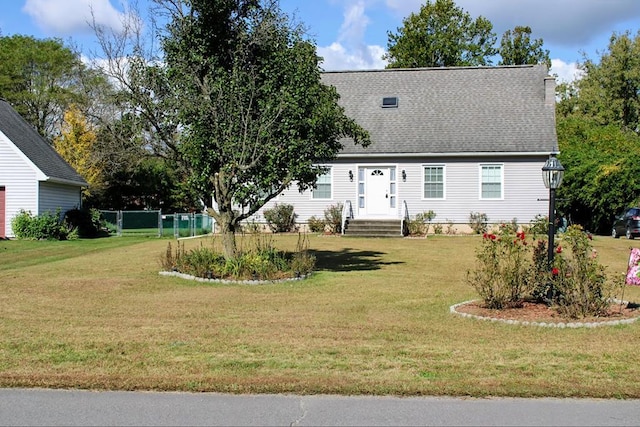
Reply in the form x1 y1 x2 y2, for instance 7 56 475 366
0 99 87 238
250 65 558 235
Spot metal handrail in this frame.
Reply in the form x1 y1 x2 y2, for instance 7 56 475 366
341 200 353 235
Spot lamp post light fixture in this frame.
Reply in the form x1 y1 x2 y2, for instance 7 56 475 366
542 155 565 269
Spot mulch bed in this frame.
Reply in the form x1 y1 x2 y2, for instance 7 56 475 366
455 300 640 324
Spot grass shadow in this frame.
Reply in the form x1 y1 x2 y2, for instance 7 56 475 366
312 248 404 272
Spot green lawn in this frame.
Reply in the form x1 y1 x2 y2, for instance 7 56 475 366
1 233 640 397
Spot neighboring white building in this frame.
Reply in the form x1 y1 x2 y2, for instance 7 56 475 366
0 99 87 238
252 64 558 234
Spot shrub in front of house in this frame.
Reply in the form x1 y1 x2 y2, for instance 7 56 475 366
264 203 297 233
64 208 104 237
467 222 616 319
323 203 343 234
408 210 436 236
307 215 326 233
469 211 488 234
11 209 70 240
160 234 315 281
467 224 534 309
551 225 613 318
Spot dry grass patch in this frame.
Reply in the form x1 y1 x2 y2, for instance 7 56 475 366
1 234 640 397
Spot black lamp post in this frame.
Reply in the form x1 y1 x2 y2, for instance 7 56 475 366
542 156 565 269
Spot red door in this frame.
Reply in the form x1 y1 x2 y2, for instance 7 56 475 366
0 187 5 238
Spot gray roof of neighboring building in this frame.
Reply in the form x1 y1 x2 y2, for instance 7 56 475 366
322 65 558 156
0 99 87 186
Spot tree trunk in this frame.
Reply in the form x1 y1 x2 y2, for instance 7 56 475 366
208 207 237 259
220 220 238 259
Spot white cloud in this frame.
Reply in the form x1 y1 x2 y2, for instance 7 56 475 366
456 0 640 47
23 0 125 35
383 0 640 49
318 0 387 70
338 0 370 44
549 58 584 84
318 42 387 70
383 0 422 17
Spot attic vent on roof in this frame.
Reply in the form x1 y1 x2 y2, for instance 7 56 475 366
382 97 398 108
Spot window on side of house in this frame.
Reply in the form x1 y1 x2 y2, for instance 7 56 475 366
312 168 332 200
423 165 445 199
480 164 503 199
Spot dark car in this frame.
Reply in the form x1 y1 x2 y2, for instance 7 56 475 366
612 207 640 239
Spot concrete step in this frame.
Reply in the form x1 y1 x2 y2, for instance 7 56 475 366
344 219 405 237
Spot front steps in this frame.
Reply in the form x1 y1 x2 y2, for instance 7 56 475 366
343 219 405 237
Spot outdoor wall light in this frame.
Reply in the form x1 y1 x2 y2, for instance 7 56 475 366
349 170 354 181
402 170 407 182
542 155 565 269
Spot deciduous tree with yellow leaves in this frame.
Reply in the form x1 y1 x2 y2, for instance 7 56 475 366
54 105 103 196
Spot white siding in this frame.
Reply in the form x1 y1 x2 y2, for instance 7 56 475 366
0 134 39 238
256 160 359 223
250 156 550 228
39 181 82 218
397 157 549 225
0 133 83 237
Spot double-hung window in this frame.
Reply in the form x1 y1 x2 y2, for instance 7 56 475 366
480 164 503 199
423 165 445 199
312 168 332 199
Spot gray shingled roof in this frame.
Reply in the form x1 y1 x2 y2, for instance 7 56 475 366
0 99 87 186
322 65 558 156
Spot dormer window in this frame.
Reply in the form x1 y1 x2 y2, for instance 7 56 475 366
382 96 398 108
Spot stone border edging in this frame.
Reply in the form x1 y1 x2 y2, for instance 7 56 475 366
159 270 311 285
450 299 640 328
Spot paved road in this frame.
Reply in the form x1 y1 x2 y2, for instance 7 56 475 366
1 388 639 426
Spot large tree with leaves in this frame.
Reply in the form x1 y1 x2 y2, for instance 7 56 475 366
384 0 497 68
152 0 369 257
556 116 640 233
498 26 550 68
555 30 640 233
0 35 98 140
570 30 640 132
54 105 103 196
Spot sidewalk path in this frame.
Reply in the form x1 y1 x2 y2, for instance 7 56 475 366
1 388 639 426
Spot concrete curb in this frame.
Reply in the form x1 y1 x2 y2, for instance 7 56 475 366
159 270 311 285
450 299 640 328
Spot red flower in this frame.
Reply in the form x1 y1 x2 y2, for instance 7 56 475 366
483 233 488 239
490 234 497 240
552 267 559 276
556 245 562 254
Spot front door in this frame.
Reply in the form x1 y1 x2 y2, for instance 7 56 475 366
364 168 392 216
0 187 5 238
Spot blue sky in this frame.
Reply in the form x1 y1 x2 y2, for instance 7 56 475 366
1 0 639 83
